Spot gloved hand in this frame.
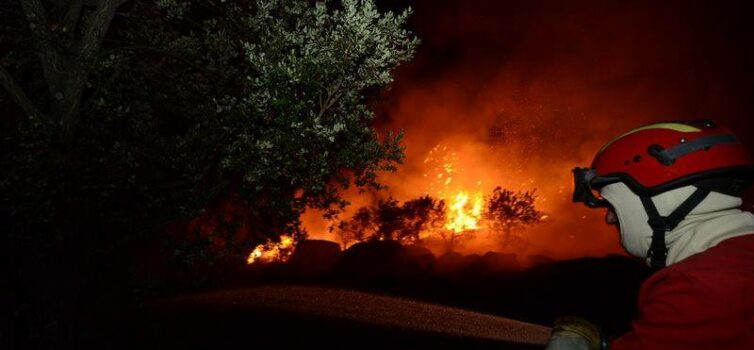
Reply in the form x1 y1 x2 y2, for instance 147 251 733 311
545 316 606 350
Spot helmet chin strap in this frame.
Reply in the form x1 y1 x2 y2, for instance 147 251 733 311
639 188 711 269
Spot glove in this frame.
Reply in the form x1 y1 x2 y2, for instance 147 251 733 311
545 316 606 350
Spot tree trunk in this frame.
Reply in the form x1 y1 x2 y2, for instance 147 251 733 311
13 0 125 137
5 2 128 348
503 225 512 244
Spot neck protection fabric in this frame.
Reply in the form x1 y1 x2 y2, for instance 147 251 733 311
600 182 754 266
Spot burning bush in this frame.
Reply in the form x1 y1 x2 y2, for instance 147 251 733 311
245 186 545 265
331 187 545 253
246 235 297 264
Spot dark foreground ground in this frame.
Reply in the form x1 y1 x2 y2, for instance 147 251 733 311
113 241 650 349
6 240 650 349
135 286 550 350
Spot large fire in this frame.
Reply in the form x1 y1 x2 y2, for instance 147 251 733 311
247 143 541 264
245 136 559 265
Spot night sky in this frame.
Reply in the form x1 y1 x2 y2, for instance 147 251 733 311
382 0 754 135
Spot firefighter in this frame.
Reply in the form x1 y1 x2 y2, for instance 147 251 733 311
547 120 754 350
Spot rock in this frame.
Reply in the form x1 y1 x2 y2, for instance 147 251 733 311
288 240 342 277
482 252 519 271
525 254 554 267
339 240 435 282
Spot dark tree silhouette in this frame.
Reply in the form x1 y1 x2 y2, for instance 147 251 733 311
398 196 446 244
336 207 378 249
374 198 405 241
336 195 446 245
485 187 544 241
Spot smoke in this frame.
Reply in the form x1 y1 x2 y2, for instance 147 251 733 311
305 0 754 260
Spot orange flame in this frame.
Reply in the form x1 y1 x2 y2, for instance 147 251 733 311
246 235 296 264
445 191 485 233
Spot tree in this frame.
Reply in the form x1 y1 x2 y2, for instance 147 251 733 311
373 196 446 243
1 0 418 347
335 195 446 246
373 197 404 241
484 187 544 242
336 206 377 249
2 0 418 258
0 0 128 136
398 195 445 244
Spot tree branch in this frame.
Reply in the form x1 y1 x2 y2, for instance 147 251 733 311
107 44 217 83
75 0 124 67
0 65 45 120
58 0 127 135
318 81 343 118
62 0 84 34
18 0 66 93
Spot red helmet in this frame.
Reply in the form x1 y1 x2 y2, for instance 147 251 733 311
573 120 754 268
574 120 754 208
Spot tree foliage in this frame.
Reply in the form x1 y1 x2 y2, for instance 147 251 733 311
484 186 543 239
336 206 377 248
398 195 446 243
1 0 419 257
336 195 446 246
1 2 417 346
335 187 545 250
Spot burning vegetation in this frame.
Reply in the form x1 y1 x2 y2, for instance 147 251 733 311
247 186 544 265
445 191 485 233
247 144 547 265
246 235 296 264
334 187 544 249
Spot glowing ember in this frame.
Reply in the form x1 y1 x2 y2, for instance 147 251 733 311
246 235 296 264
445 191 485 233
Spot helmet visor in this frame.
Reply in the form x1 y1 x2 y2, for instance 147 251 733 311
572 167 620 208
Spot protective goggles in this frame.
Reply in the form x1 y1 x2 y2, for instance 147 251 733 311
572 168 621 208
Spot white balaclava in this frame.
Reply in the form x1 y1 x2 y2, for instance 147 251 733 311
600 182 754 266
